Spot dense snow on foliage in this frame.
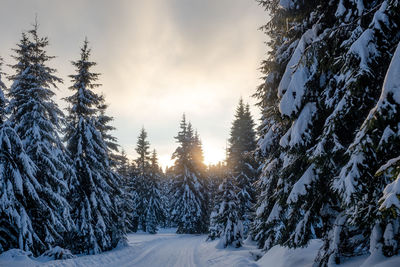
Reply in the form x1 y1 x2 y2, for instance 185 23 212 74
254 0 400 265
63 39 125 254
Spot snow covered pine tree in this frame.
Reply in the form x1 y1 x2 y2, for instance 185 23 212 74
227 99 258 238
252 0 318 252
0 57 43 255
7 25 74 255
145 150 166 234
131 128 165 233
208 177 244 248
115 149 136 234
131 127 151 232
253 0 400 265
64 39 125 254
338 40 400 260
365 41 400 258
170 115 208 234
317 1 400 264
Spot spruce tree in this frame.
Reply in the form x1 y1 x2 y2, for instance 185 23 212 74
227 99 258 237
208 176 243 248
315 1 400 264
7 25 74 253
337 41 400 259
64 39 124 254
132 127 151 232
206 162 228 225
161 168 174 228
253 0 400 265
0 58 44 254
115 151 140 233
130 128 165 233
144 150 166 234
170 115 208 234
252 0 340 252
113 150 135 234
251 5 288 249
209 177 243 248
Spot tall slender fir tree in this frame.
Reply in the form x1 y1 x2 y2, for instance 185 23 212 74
7 25 74 254
170 115 208 234
64 39 125 254
227 99 258 237
0 58 43 255
132 127 151 232
144 150 166 234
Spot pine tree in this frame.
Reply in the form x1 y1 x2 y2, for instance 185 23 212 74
206 162 228 224
253 0 400 265
170 115 208 234
7 25 74 253
338 41 400 259
251 2 289 248
144 150 166 234
113 150 135 234
64 39 124 254
132 127 151 232
252 0 339 251
161 168 175 228
130 128 165 233
314 1 400 264
0 58 42 254
227 99 258 237
208 177 243 248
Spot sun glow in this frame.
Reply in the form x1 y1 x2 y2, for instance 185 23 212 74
156 143 226 170
158 154 175 170
202 145 226 166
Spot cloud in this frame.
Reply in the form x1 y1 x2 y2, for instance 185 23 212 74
0 0 267 167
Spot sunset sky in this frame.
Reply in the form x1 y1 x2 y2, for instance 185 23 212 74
0 0 267 168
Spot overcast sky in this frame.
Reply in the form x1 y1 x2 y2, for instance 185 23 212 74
0 0 267 168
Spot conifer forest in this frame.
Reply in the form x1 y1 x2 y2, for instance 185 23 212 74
0 0 400 266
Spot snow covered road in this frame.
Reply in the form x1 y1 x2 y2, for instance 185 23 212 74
0 229 259 267
125 232 205 266
109 231 258 267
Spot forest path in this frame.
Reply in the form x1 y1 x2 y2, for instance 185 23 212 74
124 231 204 267
27 229 258 267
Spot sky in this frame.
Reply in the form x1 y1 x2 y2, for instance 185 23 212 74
0 0 267 168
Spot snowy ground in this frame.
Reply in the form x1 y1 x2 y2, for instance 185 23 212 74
0 229 258 267
1 229 400 266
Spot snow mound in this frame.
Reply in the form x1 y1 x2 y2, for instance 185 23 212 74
256 239 400 267
0 249 36 266
257 239 322 267
40 246 76 260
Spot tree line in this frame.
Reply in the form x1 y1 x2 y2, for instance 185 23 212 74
0 22 259 257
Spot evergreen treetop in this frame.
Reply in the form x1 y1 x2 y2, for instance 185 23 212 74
135 127 151 175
